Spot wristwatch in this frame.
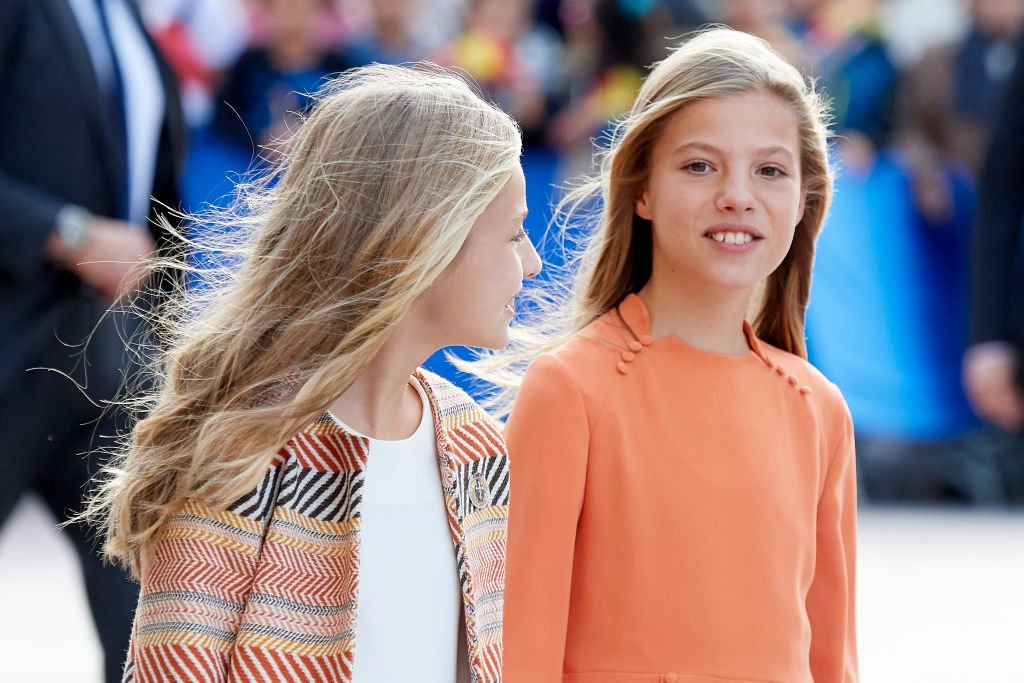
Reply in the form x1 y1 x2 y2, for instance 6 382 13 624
55 205 93 253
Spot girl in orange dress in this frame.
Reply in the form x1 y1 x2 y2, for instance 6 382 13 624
481 28 857 683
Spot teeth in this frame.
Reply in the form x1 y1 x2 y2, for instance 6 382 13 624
710 231 753 244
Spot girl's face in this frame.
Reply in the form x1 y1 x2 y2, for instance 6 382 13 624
635 91 805 299
417 165 542 350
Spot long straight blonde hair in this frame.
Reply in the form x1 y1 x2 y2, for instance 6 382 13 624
92 63 522 577
463 27 833 415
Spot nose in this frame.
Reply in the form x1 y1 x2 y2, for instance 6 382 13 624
715 170 756 214
520 234 543 279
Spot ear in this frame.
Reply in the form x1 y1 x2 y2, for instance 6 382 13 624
635 186 653 221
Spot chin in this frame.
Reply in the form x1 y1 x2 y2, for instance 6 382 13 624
703 269 769 291
472 325 512 351
479 333 511 351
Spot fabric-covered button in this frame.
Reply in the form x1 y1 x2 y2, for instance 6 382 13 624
787 375 799 387
628 340 643 352
798 385 813 395
640 334 652 346
663 674 678 683
775 365 785 376
617 362 629 374
621 351 636 362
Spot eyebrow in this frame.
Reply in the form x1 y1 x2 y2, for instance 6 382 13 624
670 141 796 162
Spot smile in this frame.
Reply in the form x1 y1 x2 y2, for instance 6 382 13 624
706 230 759 245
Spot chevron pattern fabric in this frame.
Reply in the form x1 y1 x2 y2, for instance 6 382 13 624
123 369 509 683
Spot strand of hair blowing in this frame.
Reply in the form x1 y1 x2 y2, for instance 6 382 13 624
87 64 521 578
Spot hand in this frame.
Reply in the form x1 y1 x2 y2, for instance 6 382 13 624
963 342 1024 431
48 216 156 300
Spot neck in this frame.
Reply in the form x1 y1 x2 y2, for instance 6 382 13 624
637 274 753 357
328 320 434 440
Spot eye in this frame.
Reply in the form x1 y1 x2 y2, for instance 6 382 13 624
759 165 788 178
512 227 528 243
682 160 712 173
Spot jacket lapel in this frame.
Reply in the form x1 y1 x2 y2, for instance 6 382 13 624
414 370 480 667
41 0 121 212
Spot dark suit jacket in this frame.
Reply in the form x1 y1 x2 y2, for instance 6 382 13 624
0 0 186 393
973 34 1024 369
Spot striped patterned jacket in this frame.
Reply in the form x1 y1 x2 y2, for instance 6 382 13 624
124 369 509 683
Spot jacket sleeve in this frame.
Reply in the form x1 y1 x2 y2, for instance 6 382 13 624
123 454 288 683
502 354 590 683
0 0 65 283
972 33 1024 344
806 395 859 683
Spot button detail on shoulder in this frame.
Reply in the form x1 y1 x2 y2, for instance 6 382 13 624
621 351 636 362
640 334 652 346
663 674 678 683
617 361 629 375
628 340 643 352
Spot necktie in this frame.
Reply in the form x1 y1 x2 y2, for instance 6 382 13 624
93 0 130 221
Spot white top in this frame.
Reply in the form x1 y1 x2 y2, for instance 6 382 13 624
331 379 463 682
67 0 166 226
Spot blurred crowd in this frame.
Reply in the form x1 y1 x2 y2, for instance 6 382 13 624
145 0 1024 505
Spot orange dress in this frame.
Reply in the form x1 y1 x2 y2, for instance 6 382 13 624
503 294 857 683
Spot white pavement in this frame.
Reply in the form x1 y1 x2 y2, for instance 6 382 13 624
0 495 1022 682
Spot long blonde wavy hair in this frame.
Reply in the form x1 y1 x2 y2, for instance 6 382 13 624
463 27 833 416
92 63 522 577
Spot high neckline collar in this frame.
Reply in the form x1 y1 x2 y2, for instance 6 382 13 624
615 293 770 364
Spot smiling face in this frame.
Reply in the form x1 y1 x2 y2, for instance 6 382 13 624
414 164 541 350
635 90 805 301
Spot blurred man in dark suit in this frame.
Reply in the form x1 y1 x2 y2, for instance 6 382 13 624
965 27 1024 501
0 1 186 679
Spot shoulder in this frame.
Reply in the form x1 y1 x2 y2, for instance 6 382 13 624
416 367 502 432
760 342 852 436
543 308 636 382
416 367 508 468
516 312 630 423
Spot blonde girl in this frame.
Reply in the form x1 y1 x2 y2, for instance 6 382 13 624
480 28 857 682
91 63 540 682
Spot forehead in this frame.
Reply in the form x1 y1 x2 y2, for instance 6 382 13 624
484 164 527 218
460 164 527 243
656 91 800 155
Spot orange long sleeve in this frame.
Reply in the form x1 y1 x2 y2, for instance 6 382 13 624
503 354 591 682
806 408 859 683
